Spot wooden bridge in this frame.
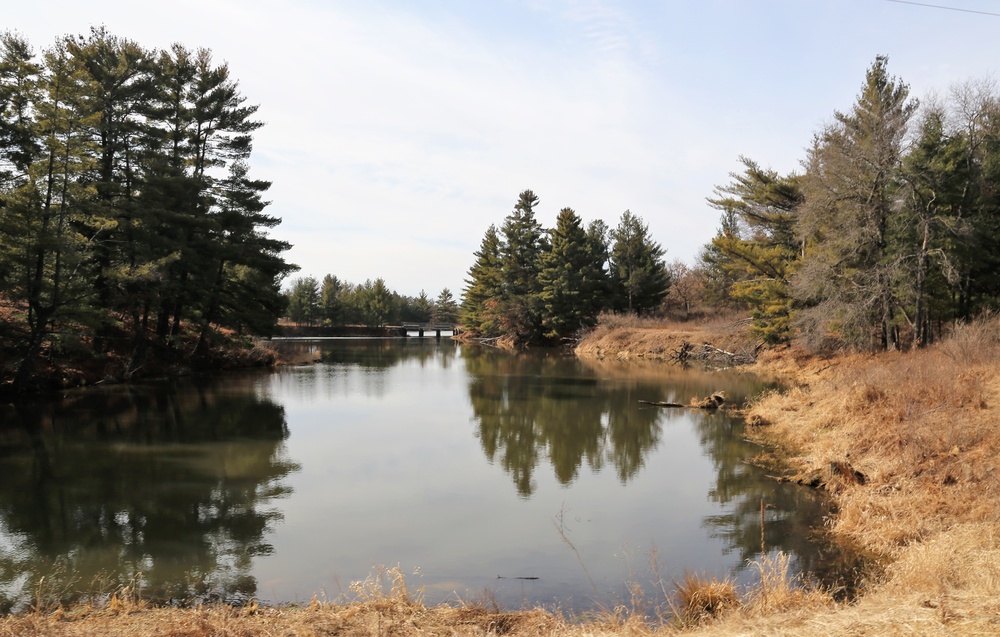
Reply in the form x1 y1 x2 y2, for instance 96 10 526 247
397 323 460 338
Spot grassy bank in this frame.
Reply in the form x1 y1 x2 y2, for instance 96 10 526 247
576 313 1000 635
4 317 1000 635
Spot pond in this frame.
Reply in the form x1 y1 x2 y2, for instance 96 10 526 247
0 338 855 613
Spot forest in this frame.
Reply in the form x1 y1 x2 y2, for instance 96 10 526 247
8 37 1000 395
282 276 460 329
0 29 295 391
282 190 671 346
458 57 1000 354
699 57 1000 351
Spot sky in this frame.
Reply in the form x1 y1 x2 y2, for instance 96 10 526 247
7 0 1000 297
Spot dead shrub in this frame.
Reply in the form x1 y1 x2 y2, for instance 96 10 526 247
940 311 1000 366
671 571 738 625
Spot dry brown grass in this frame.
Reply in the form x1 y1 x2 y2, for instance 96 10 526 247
707 313 1000 635
575 313 756 362
671 572 739 625
0 556 836 637
747 329 1000 555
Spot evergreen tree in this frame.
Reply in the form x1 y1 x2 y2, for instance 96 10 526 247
706 157 803 343
64 28 154 346
0 32 39 185
937 81 1000 320
411 289 433 323
609 210 669 315
697 208 743 310
432 288 458 324
3 36 109 387
498 189 547 344
584 219 612 317
196 159 295 346
538 207 602 339
461 224 503 336
361 278 392 327
286 277 320 325
320 274 342 325
0 29 294 388
793 56 917 350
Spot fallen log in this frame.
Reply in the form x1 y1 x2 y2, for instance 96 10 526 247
639 391 726 410
638 400 688 408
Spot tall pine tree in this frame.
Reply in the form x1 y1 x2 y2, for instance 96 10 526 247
538 207 604 339
609 210 669 315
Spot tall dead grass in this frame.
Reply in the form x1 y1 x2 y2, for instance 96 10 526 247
725 312 1000 633
576 313 755 362
749 320 1000 554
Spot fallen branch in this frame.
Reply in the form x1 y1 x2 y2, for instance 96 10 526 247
670 340 762 367
638 400 688 408
639 391 727 410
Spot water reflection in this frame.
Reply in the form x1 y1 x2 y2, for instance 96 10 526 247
462 347 855 588
0 341 859 611
0 376 298 611
464 349 663 495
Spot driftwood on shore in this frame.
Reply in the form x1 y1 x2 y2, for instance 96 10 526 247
670 340 762 366
639 391 727 410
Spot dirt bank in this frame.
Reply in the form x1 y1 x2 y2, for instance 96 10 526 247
573 314 757 363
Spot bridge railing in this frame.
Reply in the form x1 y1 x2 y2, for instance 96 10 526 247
394 323 460 337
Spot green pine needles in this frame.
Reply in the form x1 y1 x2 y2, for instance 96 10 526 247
461 190 670 346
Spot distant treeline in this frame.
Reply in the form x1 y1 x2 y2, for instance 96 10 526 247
0 29 294 389
697 57 1000 350
283 276 459 328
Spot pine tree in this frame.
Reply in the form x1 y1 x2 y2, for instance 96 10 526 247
498 189 547 344
584 219 612 317
320 274 343 325
706 157 802 343
0 29 294 387
432 288 458 324
461 224 503 336
4 36 110 387
538 207 602 339
793 56 917 350
65 28 153 346
609 210 669 315
286 277 320 325
361 278 393 327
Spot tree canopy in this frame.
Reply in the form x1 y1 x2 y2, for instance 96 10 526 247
700 56 1000 351
0 29 295 389
461 191 669 346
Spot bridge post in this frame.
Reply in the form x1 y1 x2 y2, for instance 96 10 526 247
435 328 442 339
418 327 424 337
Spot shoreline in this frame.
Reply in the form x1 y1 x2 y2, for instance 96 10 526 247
574 317 1000 635
3 321 999 635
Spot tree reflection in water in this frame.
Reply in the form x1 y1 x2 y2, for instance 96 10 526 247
692 409 869 593
0 341 865 611
0 374 299 612
464 347 861 591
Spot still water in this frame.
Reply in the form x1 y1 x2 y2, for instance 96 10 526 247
0 339 847 612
